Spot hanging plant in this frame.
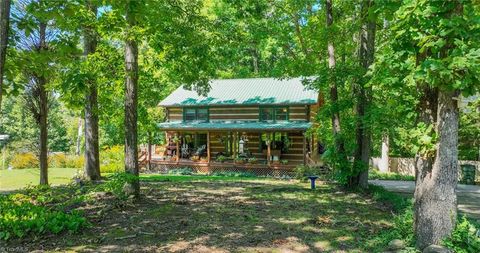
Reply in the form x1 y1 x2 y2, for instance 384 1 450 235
172 136 180 143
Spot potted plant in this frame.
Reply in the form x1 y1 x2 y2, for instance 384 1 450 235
234 157 245 164
271 156 280 165
280 159 289 165
200 157 208 163
247 157 257 164
191 155 200 162
216 155 226 163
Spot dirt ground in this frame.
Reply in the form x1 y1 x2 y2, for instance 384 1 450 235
8 179 394 253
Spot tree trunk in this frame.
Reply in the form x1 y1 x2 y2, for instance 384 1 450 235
83 0 100 181
38 75 48 185
147 131 152 170
0 0 10 112
251 46 259 75
124 0 139 196
414 90 459 249
38 22 48 185
379 133 389 173
352 0 376 188
325 0 346 161
75 118 82 155
414 3 462 248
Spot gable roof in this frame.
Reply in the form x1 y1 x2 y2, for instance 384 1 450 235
159 77 318 107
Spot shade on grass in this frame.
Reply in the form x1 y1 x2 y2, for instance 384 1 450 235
0 168 79 191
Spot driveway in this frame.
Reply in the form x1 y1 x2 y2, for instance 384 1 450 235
369 180 480 219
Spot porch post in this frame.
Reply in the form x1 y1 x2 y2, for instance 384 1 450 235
233 132 237 158
303 132 307 165
267 133 271 166
207 131 211 164
176 132 180 164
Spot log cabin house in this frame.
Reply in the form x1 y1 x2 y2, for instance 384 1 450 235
150 77 320 176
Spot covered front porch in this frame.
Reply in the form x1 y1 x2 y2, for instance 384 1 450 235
148 121 313 174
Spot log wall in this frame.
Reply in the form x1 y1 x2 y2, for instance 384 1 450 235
166 105 311 122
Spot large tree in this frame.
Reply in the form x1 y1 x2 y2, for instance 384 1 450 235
325 0 348 175
372 0 480 248
0 0 10 112
83 0 100 180
124 0 140 196
352 0 377 188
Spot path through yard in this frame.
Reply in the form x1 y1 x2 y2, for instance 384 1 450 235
369 180 480 219
13 177 396 252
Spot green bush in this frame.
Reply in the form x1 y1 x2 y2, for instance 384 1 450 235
369 170 415 181
100 145 124 173
168 167 195 175
100 172 139 199
367 185 480 252
0 193 87 241
10 153 38 169
443 216 480 253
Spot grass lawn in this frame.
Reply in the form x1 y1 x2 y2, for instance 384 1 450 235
0 167 79 191
7 175 395 252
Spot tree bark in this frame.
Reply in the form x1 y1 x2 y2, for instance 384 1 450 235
38 22 48 185
38 75 48 185
83 1 100 181
325 0 346 161
0 0 10 112
75 118 82 155
124 0 139 196
414 89 459 249
352 0 376 188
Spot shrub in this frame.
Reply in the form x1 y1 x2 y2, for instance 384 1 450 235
100 172 139 199
216 155 227 162
49 153 83 168
443 216 480 253
0 193 87 241
168 167 195 175
100 145 124 173
10 153 38 169
48 153 68 168
369 170 415 181
367 185 480 252
65 155 84 168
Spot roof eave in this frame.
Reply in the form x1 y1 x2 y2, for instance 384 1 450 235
159 102 318 108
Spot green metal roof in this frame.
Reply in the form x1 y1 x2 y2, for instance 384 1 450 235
157 121 311 131
159 77 318 107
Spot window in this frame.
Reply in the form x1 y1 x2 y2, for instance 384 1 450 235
183 108 209 122
260 108 274 121
184 109 196 121
260 107 288 122
197 108 208 121
275 107 288 121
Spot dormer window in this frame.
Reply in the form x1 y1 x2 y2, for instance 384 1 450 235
260 107 288 122
183 108 209 122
